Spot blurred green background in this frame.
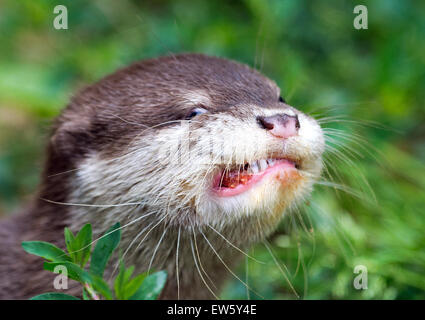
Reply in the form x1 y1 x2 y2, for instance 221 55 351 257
0 0 424 299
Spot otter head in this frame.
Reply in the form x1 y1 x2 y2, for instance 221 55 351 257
45 53 324 249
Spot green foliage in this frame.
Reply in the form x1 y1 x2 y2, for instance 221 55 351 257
130 270 168 300
90 222 121 277
2 0 425 299
21 241 71 262
22 223 168 300
64 224 92 267
114 262 146 300
43 261 92 284
31 293 80 300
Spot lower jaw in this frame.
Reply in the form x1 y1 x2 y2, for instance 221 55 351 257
212 160 298 198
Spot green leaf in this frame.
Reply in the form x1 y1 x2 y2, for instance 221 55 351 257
113 260 149 300
130 271 167 300
123 273 147 300
91 275 113 300
64 224 92 267
30 293 80 300
82 288 90 300
114 260 126 300
64 227 76 262
90 222 121 277
43 261 92 284
123 265 135 284
22 241 71 262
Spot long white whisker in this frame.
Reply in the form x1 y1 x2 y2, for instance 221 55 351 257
66 211 154 257
134 215 167 252
207 224 265 264
176 226 181 300
199 228 263 299
316 180 373 204
190 237 219 299
46 168 80 177
147 225 169 275
40 198 143 208
192 226 217 290
263 240 299 298
245 255 250 300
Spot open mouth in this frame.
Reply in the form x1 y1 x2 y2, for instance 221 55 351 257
212 158 299 197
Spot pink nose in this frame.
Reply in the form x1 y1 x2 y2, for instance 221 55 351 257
257 114 300 138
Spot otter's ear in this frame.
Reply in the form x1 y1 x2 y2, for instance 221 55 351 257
49 116 92 158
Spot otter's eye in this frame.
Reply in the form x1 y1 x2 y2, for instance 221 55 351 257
186 107 208 119
279 96 286 103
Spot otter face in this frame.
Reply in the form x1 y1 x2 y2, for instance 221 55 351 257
143 102 324 236
53 54 324 243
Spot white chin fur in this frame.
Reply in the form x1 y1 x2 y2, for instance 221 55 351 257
202 170 310 227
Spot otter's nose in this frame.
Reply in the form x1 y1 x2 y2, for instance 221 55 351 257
257 114 300 138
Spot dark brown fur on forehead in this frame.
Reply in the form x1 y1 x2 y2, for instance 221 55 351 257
74 53 280 120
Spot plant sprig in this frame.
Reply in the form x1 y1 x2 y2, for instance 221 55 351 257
22 222 167 300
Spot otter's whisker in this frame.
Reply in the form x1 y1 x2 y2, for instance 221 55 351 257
320 117 395 132
112 214 167 279
65 210 155 258
176 226 181 300
190 237 219 300
134 215 168 252
207 224 265 264
199 229 263 299
147 224 169 275
324 128 387 165
322 157 347 193
298 202 317 269
291 203 313 239
324 144 376 201
308 200 356 256
47 168 80 178
263 240 299 298
323 143 377 204
40 198 144 208
245 255 250 300
192 225 218 290
291 218 308 298
110 219 156 280
316 180 371 204
325 135 364 160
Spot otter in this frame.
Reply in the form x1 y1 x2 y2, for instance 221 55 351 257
0 53 324 299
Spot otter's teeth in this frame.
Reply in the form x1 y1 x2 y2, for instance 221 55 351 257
251 162 259 174
259 159 268 171
243 158 278 175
